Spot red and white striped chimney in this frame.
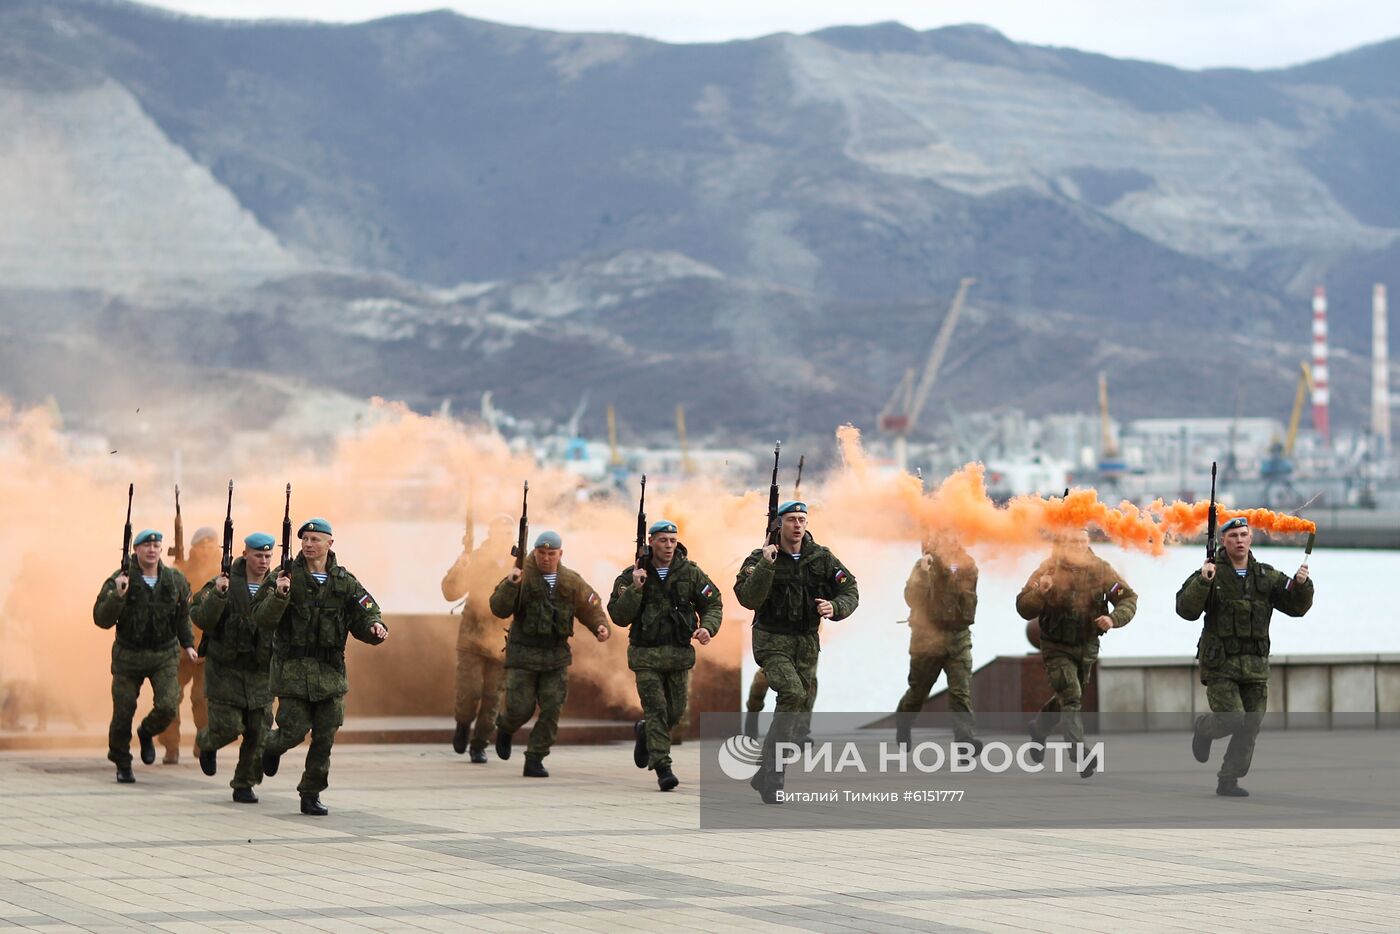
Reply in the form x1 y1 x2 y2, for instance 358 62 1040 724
1312 286 1331 447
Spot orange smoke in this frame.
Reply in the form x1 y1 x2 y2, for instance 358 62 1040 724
1152 499 1317 539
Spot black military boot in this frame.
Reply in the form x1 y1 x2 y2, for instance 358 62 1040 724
199 746 217 777
1216 778 1249 797
1027 722 1046 765
115 766 135 784
962 736 986 757
300 794 329 815
633 719 649 769
895 720 912 750
656 764 679 792
750 767 783 805
495 728 513 761
136 726 156 765
522 754 549 778
469 746 488 764
743 711 760 740
1192 715 1213 763
232 787 258 804
262 747 281 778
1079 758 1097 779
452 722 469 755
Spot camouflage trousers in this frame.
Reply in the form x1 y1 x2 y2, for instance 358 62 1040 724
752 630 819 767
497 667 568 759
264 695 345 795
635 667 690 770
108 659 180 768
1202 677 1268 781
746 668 770 712
454 650 505 753
158 653 207 758
197 701 272 790
1032 640 1098 748
896 629 977 741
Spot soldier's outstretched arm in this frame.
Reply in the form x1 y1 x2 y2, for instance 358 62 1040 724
695 571 723 636
1271 568 1314 617
734 552 774 610
190 578 227 630
93 573 123 629
251 572 290 632
346 577 387 644
488 575 519 620
1106 572 1137 628
440 552 471 602
571 579 611 638
175 577 194 649
607 567 642 627
829 560 858 620
1175 572 1211 620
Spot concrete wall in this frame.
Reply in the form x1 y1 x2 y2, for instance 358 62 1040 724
1097 654 1400 730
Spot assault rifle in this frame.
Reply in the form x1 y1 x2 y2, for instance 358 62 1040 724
764 442 782 546
634 475 649 570
280 483 292 572
168 485 185 562
220 480 234 577
120 483 134 575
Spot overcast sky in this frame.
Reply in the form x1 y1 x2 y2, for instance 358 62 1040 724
143 1 1399 70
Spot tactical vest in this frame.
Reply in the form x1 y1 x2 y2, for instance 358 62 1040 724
755 549 835 636
1037 564 1110 645
924 561 977 630
1202 561 1273 657
631 567 700 648
274 563 356 670
115 566 182 650
507 573 577 647
204 568 273 672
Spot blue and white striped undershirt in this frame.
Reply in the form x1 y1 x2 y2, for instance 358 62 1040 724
656 567 669 580
1235 568 1247 578
311 572 328 585
248 582 261 596
542 572 558 589
142 576 158 588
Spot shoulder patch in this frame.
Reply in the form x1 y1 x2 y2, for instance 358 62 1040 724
1108 581 1122 597
358 592 378 612
699 582 716 599
834 568 848 584
588 591 601 606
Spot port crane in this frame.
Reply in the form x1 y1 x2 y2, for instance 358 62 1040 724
878 278 975 471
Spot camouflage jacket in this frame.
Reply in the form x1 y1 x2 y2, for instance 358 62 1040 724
904 547 978 655
93 561 193 675
1176 548 1313 683
191 557 273 709
1015 549 1136 646
252 551 385 702
440 538 514 658
489 555 611 671
608 545 723 672
735 533 859 636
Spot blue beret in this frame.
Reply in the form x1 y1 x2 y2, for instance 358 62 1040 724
133 529 162 546
1220 516 1249 533
534 530 562 549
777 501 807 516
244 532 276 551
648 519 678 535
297 517 333 537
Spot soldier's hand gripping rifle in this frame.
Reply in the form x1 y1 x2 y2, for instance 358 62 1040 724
279 483 292 572
764 442 782 546
220 480 234 577
511 481 529 610
634 475 649 571
169 484 185 563
121 483 134 576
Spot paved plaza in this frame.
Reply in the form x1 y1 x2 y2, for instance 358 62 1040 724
2 740 1398 932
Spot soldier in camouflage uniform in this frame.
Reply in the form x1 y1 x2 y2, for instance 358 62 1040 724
735 501 858 803
254 518 388 815
608 519 722 791
1016 529 1136 778
895 532 981 752
490 531 611 778
160 526 219 764
92 529 196 784
440 515 514 763
1176 516 1313 797
193 532 277 803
